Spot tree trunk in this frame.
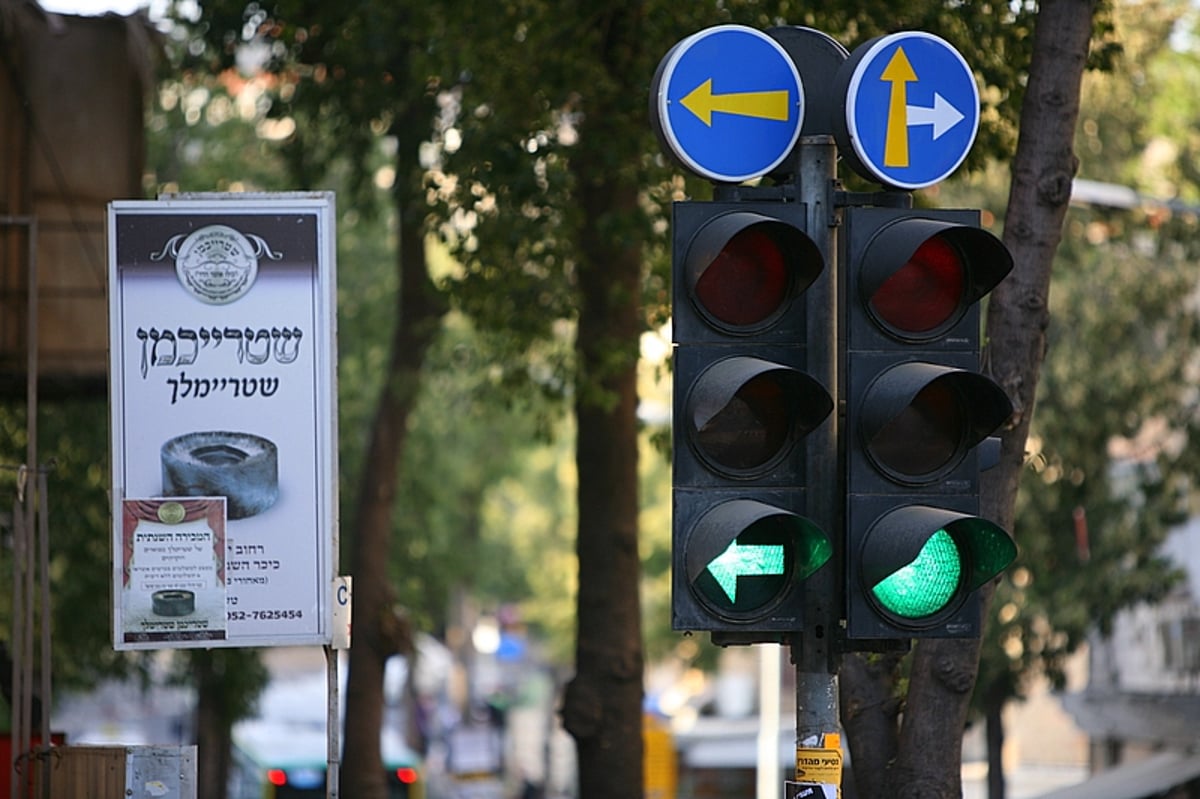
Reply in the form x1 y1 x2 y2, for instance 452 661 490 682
839 651 903 799
340 116 446 798
984 2 1095 530
987 698 1006 799
841 3 1097 797
558 6 647 799
193 652 232 799
560 146 645 799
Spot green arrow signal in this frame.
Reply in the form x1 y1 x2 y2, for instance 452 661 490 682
707 540 786 603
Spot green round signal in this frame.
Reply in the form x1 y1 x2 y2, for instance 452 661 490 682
871 528 962 619
856 506 1018 635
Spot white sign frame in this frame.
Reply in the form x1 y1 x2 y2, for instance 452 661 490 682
108 193 338 650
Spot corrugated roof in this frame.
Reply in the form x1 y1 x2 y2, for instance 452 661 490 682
1032 750 1200 799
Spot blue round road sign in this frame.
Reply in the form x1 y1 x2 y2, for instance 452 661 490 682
835 32 979 190
651 25 805 184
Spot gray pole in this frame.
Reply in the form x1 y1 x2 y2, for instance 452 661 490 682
793 135 842 762
326 646 340 799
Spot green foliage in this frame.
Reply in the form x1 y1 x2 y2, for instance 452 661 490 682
0 399 143 690
957 0 1200 710
982 209 1196 699
148 17 300 195
480 423 578 662
1076 0 1192 196
1139 3 1200 201
165 7 1057 746
0 0 1094 712
386 310 571 633
429 0 1038 371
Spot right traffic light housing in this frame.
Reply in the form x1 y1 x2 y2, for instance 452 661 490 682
843 207 1017 639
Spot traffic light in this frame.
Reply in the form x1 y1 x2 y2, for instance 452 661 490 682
672 200 834 640
843 206 1017 639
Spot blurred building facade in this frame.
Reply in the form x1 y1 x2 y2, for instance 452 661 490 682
1044 518 1200 799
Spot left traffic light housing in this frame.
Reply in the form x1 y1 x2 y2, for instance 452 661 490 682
672 201 834 639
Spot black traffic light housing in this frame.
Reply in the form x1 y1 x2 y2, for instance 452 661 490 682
672 200 834 641
842 206 1016 640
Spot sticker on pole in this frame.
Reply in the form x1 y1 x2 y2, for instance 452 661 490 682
651 25 805 183
792 732 842 799
834 31 979 189
795 747 843 787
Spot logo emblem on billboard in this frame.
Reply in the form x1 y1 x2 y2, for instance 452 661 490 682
151 225 281 305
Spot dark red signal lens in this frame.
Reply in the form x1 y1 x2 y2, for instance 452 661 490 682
870 235 965 334
867 379 964 478
694 372 791 471
694 228 790 328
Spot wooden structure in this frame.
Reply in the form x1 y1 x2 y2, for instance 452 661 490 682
0 0 154 398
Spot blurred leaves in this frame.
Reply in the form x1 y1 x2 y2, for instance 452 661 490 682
958 0 1200 709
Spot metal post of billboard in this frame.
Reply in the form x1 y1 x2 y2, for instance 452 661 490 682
2 213 54 799
326 646 339 799
791 135 843 796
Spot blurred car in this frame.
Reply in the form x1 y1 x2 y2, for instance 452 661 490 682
227 664 423 799
228 717 422 799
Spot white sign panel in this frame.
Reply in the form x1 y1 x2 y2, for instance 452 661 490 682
109 194 337 650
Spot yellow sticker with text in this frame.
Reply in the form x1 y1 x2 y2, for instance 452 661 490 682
795 747 843 785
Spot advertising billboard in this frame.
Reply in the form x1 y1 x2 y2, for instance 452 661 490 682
108 194 337 650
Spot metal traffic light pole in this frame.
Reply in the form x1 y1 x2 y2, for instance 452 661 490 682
790 134 843 792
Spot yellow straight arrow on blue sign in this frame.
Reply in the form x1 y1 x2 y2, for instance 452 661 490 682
834 31 980 190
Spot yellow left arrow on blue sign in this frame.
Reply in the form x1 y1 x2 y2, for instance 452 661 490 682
681 79 792 126
651 24 805 183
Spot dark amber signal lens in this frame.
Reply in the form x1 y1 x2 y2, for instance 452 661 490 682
867 379 964 478
694 373 792 472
